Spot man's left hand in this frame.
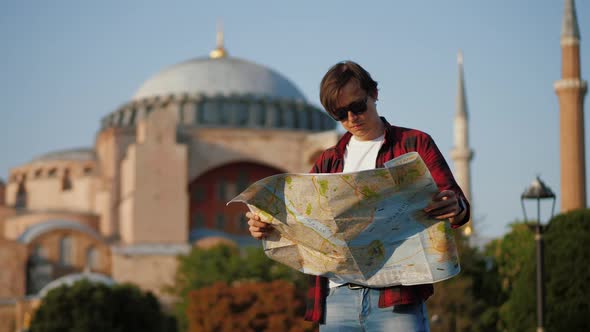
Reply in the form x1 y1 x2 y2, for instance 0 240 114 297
424 190 462 221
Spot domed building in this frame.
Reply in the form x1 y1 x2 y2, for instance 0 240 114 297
0 35 338 331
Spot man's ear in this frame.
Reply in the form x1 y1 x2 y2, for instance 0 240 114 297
371 89 379 101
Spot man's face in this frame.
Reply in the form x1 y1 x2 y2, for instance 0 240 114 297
334 79 383 141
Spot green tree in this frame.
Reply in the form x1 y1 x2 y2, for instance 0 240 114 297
497 256 536 331
544 209 590 331
30 280 175 332
428 231 502 332
169 244 308 331
401 210 589 331
484 221 536 331
486 222 535 297
490 210 590 331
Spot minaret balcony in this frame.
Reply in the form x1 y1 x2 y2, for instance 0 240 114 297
554 79 587 93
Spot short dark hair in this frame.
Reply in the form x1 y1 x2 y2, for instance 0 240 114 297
319 61 378 115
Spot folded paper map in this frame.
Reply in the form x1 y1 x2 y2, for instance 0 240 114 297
228 152 460 287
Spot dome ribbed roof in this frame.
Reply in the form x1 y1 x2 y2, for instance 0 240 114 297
133 56 306 101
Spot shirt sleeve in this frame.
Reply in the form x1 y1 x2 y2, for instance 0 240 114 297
417 133 471 227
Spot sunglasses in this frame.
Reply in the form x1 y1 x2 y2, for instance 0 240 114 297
330 96 368 121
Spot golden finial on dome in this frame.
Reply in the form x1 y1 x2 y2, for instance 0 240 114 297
209 20 228 59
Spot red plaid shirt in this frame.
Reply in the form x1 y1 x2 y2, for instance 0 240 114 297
304 117 470 323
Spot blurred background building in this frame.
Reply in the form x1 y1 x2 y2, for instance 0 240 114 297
0 35 338 331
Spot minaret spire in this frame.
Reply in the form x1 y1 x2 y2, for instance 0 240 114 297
561 0 580 43
456 50 467 118
554 0 587 212
451 49 474 237
209 20 228 59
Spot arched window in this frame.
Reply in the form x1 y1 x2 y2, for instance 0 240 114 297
201 99 221 124
32 244 48 263
234 100 249 126
248 102 265 127
297 107 310 130
83 166 93 175
216 180 236 201
282 107 296 129
310 110 321 131
266 104 279 127
61 169 72 191
15 180 27 209
236 171 249 193
226 182 236 201
59 236 73 266
189 162 283 236
48 168 57 177
128 108 138 126
26 243 52 295
86 246 100 270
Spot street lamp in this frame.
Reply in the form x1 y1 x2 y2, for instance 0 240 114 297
520 176 556 332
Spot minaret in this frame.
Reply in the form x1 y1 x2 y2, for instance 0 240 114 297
451 50 475 236
554 0 587 212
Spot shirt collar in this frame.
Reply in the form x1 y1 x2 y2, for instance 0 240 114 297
334 117 394 157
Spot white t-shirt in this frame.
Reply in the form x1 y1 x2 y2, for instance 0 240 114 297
329 134 385 288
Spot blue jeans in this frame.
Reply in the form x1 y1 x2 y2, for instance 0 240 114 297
320 285 430 332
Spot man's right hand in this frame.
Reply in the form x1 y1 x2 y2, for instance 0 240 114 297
246 211 272 240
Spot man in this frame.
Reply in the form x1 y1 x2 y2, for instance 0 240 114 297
247 61 469 331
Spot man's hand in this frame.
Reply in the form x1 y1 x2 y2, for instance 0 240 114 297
423 190 464 223
246 211 273 239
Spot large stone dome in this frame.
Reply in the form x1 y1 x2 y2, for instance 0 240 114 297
100 46 336 132
133 56 306 101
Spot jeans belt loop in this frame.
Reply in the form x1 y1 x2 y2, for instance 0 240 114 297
346 283 364 290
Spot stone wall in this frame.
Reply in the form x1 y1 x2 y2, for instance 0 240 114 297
0 239 26 298
4 160 98 213
111 250 186 309
3 211 99 241
119 105 188 244
0 302 16 332
186 127 338 181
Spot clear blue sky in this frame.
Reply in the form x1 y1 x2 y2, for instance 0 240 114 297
1 1 588 239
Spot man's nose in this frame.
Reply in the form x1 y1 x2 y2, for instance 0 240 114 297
347 111 358 121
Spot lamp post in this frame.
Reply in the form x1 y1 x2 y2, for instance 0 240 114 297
520 176 555 332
